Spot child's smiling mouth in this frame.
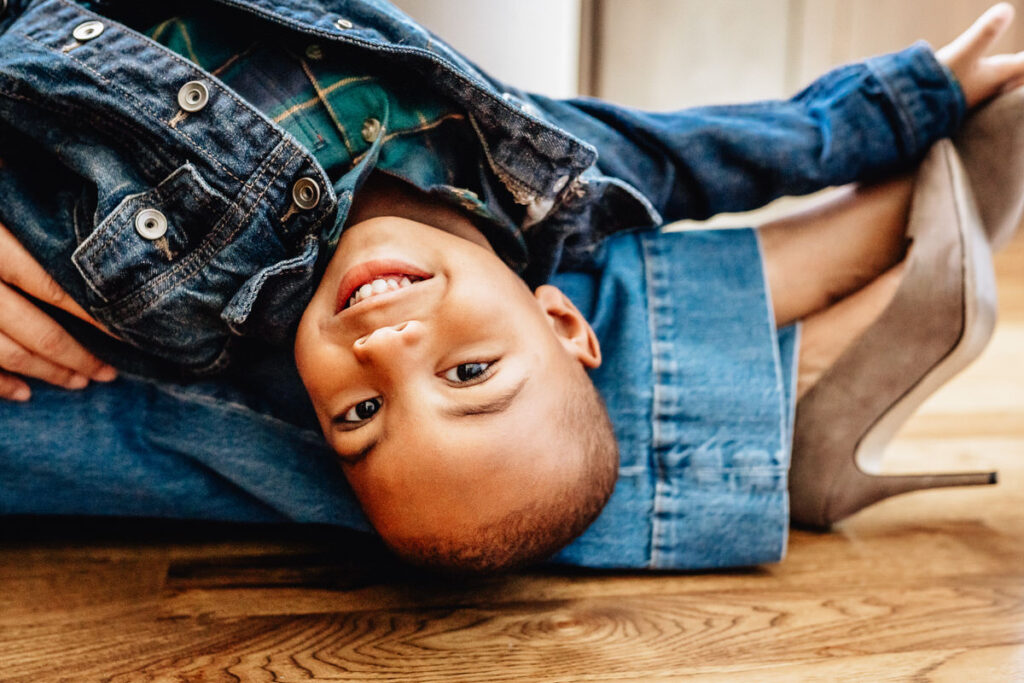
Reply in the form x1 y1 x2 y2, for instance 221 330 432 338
335 259 434 313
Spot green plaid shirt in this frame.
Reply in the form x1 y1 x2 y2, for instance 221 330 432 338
145 12 517 239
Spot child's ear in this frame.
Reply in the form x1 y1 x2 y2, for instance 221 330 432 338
534 285 601 368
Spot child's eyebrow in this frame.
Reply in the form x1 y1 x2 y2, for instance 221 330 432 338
443 377 528 418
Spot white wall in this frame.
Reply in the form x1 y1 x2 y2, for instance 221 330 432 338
391 0 583 98
593 0 1024 110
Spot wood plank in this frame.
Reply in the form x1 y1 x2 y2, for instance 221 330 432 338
3 577 1022 681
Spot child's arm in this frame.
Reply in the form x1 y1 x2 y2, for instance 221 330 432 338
531 4 1024 225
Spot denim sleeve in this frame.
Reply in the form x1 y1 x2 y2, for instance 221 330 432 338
531 42 966 223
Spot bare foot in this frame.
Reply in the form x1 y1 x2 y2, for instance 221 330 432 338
796 259 907 398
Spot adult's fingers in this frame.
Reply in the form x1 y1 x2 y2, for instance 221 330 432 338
0 370 31 402
0 331 89 391
987 51 1024 84
0 219 103 330
0 282 116 382
959 3 1015 61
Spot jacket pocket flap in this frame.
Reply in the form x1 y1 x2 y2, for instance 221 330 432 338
72 163 231 303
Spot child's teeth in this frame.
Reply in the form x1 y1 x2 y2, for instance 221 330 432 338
347 274 424 308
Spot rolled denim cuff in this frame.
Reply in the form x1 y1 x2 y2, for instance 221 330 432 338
866 41 968 157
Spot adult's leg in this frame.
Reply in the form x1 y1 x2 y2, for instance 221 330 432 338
794 260 906 398
759 175 913 326
758 176 917 398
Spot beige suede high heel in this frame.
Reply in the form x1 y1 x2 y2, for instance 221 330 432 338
955 85 1024 249
789 139 999 529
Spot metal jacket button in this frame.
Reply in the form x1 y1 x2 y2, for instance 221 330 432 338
135 209 168 240
361 117 382 143
72 20 104 42
292 178 321 210
177 81 209 113
335 18 353 30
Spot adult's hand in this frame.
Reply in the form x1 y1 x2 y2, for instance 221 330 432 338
938 3 1024 109
0 220 117 401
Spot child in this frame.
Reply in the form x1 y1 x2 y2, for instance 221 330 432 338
0 1 1021 571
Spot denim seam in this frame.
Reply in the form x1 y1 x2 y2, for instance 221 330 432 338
641 230 671 570
0 85 174 180
56 0 340 220
45 37 244 185
752 228 790 471
222 233 318 335
467 112 542 202
83 184 237 316
51 0 297 182
120 141 296 320
865 59 918 156
71 170 217 305
73 182 194 299
98 140 293 321
22 27 244 187
79 171 203 267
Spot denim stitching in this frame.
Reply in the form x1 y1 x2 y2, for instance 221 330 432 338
20 29 240 183
866 60 917 155
103 140 297 320
52 0 288 129
103 143 286 319
79 170 205 266
0 83 176 179
641 231 669 569
47 43 243 184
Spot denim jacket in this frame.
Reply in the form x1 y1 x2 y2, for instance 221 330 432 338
0 0 964 375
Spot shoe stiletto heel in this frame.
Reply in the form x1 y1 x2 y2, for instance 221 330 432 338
955 84 1024 250
789 139 999 530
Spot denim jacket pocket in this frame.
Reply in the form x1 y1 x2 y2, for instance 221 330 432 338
71 163 232 305
70 162 242 372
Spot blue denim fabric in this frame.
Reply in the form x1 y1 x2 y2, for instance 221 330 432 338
551 228 797 569
0 0 966 568
0 227 796 570
0 0 964 375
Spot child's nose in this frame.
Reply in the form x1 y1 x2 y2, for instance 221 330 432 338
351 320 425 366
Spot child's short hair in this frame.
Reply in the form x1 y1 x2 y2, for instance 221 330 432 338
384 364 618 574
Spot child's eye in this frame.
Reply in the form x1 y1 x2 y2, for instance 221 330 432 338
341 397 381 424
442 361 494 384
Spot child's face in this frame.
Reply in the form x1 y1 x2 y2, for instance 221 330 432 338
295 216 601 547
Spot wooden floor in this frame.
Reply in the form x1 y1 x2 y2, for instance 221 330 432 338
1 235 1022 682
